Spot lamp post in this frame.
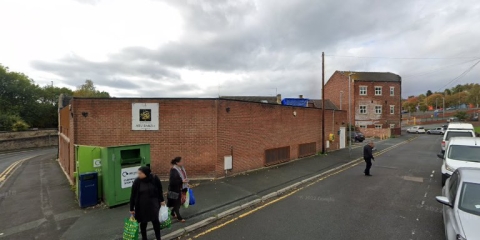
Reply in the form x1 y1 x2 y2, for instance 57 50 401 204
348 73 355 157
340 91 344 110
442 96 445 119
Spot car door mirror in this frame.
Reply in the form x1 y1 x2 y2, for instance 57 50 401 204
435 196 453 207
437 153 444 159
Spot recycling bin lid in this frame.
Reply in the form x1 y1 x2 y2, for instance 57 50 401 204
79 172 98 180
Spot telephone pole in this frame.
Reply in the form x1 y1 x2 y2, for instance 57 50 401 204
322 52 326 154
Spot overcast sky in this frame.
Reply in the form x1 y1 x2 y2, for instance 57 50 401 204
1 0 479 99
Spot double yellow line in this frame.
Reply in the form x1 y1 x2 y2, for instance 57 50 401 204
0 158 30 185
190 136 418 239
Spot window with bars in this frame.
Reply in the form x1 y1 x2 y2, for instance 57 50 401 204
375 86 382 95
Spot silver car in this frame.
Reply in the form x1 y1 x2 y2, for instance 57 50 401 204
436 168 480 240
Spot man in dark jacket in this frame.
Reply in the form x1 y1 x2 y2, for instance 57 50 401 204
363 141 375 176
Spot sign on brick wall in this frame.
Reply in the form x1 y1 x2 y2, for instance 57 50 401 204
132 103 159 130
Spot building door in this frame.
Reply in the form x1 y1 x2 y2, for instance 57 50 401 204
339 127 346 149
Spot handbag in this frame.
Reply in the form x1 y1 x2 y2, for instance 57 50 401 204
167 191 179 200
122 216 139 240
188 188 196 206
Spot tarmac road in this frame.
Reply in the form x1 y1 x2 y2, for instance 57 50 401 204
0 148 57 174
191 134 446 240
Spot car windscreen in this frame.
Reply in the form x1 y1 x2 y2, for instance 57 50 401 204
445 131 474 141
448 145 480 162
419 127 425 129
458 182 480 216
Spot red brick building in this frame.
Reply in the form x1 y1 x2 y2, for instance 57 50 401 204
58 97 347 181
324 71 402 135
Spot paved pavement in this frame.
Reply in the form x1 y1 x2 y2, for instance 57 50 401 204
187 134 446 240
0 148 80 239
0 135 420 240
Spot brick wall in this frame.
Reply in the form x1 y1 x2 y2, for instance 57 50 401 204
61 98 348 180
72 98 218 179
216 100 347 176
359 127 391 138
324 71 355 123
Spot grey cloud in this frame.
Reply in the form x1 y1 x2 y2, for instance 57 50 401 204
33 0 480 98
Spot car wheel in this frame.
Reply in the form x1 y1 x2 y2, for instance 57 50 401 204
427 132 431 134
441 175 447 186
416 131 419 134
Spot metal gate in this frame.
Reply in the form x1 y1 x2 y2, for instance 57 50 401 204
265 146 290 166
298 142 316 158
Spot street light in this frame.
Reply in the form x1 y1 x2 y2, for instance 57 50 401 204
340 91 344 110
348 73 355 157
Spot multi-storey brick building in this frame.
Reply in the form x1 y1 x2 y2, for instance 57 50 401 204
324 71 402 135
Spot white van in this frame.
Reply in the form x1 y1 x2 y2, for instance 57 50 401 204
438 137 480 185
441 123 475 153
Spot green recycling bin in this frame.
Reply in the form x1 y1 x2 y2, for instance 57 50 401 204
101 144 150 207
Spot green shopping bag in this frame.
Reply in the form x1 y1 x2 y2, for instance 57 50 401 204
160 210 172 230
123 216 139 240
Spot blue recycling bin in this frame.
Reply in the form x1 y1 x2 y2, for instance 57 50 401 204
79 172 98 208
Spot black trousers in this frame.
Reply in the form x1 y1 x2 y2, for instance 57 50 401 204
364 158 372 175
140 220 161 240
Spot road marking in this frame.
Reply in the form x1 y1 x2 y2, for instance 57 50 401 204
402 176 424 182
191 136 418 239
0 157 33 188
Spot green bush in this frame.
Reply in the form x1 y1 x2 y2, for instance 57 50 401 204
12 120 30 131
0 114 23 131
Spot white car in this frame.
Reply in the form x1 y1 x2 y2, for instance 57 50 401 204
438 137 480 186
406 126 426 134
441 123 475 153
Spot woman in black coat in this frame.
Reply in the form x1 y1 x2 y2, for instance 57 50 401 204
167 157 188 222
130 166 165 240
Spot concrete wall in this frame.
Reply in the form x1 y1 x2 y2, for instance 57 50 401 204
0 134 58 151
61 98 348 180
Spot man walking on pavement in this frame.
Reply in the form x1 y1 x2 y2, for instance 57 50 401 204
363 141 375 176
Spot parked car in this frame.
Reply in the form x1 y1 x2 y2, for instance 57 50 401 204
437 137 480 185
435 168 480 240
350 131 365 142
406 126 426 134
441 123 476 153
401 110 408 114
442 124 449 131
446 107 457 111
471 113 479 121
427 127 444 135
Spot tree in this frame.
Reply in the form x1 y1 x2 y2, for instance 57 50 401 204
454 111 468 121
73 80 110 98
419 102 428 112
425 93 444 109
426 90 433 97
466 84 480 106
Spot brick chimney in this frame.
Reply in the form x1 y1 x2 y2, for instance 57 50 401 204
276 94 282 104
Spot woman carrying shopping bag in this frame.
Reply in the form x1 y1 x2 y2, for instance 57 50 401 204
167 157 188 223
130 166 165 240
